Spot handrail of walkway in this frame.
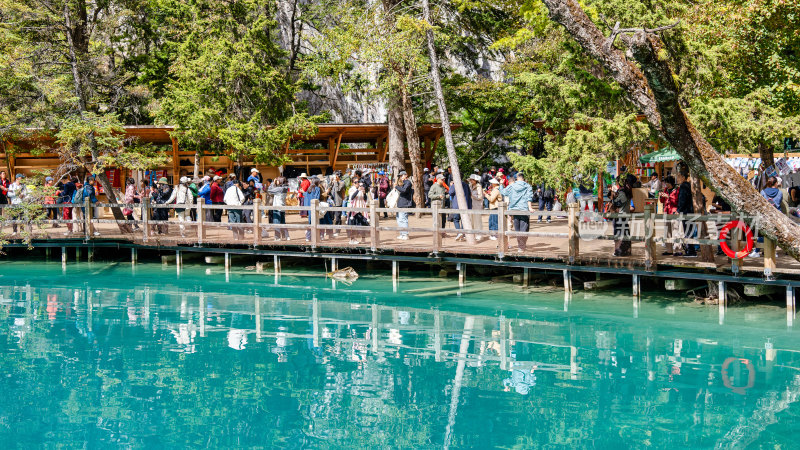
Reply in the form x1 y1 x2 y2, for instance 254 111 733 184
0 197 787 277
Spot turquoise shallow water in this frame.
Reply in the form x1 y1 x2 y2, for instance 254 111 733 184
1 259 799 448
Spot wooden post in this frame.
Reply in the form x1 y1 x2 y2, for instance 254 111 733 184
176 250 182 268
563 269 572 293
84 197 92 239
76 247 81 261
131 248 137 265
523 268 530 288
392 260 399 292
787 286 795 327
458 263 465 288
718 281 726 325
61 246 67 266
730 224 743 274
196 201 205 243
643 202 657 271
567 204 579 263
273 254 281 275
142 197 150 242
432 200 441 254
369 199 379 252
632 274 641 298
330 257 338 272
497 201 508 258
764 237 777 279
88 247 94 262
253 197 261 246
310 199 319 249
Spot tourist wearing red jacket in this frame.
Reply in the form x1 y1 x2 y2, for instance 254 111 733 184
658 176 679 255
210 176 224 222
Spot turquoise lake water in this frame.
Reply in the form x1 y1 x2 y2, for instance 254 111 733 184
1 259 798 448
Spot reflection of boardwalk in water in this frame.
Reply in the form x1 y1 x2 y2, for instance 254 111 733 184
5 277 800 446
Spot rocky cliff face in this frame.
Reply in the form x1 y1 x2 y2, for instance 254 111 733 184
274 0 503 123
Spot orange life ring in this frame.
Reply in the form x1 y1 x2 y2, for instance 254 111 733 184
718 220 754 259
721 357 755 395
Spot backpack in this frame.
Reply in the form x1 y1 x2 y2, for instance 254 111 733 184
72 186 85 204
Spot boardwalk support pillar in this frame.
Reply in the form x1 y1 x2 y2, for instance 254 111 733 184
563 269 572 293
523 268 530 288
718 281 727 325
370 199 379 252
788 286 796 327
61 246 67 266
88 247 94 262
458 263 465 288
330 257 338 272
196 201 205 244
392 260 399 292
310 199 319 250
274 255 281 276
131 248 137 265
253 198 261 246
764 237 777 280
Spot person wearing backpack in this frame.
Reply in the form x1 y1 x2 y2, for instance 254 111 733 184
761 176 783 210
537 184 555 223
395 171 413 240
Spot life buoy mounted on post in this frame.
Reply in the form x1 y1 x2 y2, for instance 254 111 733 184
718 220 754 259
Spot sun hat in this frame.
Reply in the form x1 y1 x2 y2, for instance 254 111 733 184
228 173 236 178
203 175 211 182
251 168 259 173
213 175 222 181
469 174 481 181
158 177 168 185
489 178 500 185
179 176 189 183
436 174 445 180
424 168 430 172
399 170 407 177
45 176 53 182
15 173 24 179
299 173 307 178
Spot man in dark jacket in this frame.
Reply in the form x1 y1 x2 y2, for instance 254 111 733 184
422 168 432 206
395 171 413 240
537 184 555 223
448 178 472 241
675 171 696 256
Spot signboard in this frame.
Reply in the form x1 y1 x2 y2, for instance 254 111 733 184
775 157 792 176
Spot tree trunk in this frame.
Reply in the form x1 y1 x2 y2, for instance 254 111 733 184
387 97 406 179
399 88 425 208
691 176 714 262
90 137 130 232
422 0 473 240
758 142 774 171
541 0 800 260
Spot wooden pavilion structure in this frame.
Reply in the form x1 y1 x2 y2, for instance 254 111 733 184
3 123 455 188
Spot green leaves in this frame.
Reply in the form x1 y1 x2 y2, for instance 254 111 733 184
155 0 319 165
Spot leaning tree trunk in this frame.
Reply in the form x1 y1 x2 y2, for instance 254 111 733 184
399 87 425 208
90 138 131 233
541 0 800 260
193 150 200 179
422 0 473 241
387 96 406 180
691 176 714 262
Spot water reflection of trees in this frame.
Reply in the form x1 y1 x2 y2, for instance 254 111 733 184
1 282 800 447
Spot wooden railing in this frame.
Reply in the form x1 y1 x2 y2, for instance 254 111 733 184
0 197 791 277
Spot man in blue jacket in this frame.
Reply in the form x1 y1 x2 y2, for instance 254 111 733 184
498 172 534 251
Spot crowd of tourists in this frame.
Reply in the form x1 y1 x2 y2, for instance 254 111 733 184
2 164 798 258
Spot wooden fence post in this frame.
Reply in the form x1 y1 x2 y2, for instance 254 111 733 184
432 200 441 254
643 202 657 271
253 197 261 246
370 199 379 252
310 199 319 249
142 197 150 242
84 197 92 239
196 201 205 243
568 204 579 263
764 236 776 279
497 201 507 258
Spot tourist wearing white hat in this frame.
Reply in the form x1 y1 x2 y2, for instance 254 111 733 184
468 174 484 240
166 176 194 237
485 178 501 240
247 168 261 184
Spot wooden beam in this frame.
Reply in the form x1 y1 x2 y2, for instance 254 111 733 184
171 137 180 179
423 137 432 166
331 132 343 168
430 132 442 165
377 132 389 162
